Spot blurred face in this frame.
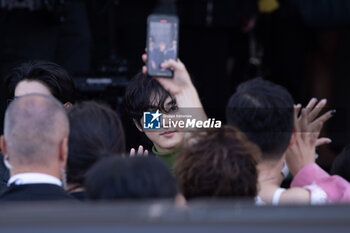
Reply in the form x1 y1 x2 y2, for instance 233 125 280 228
15 80 51 97
140 97 185 153
159 42 166 52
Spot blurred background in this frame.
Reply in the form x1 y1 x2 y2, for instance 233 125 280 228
2 0 350 171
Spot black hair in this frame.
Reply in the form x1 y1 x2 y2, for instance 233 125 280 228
85 156 177 200
67 101 126 187
123 72 176 128
330 144 350 182
226 78 294 159
4 60 75 104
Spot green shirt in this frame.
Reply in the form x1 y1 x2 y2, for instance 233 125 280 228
152 145 179 170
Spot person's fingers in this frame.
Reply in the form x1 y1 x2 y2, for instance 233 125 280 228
308 99 327 122
177 58 186 68
137 145 144 155
130 148 136 157
161 59 182 71
310 110 334 130
144 150 149 156
300 108 308 131
316 138 332 147
305 98 318 115
142 54 147 63
142 66 147 74
294 104 302 119
310 121 324 143
293 104 302 132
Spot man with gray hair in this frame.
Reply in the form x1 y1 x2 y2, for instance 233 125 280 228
0 94 73 201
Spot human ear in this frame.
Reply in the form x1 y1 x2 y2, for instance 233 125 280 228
59 137 68 169
0 135 7 156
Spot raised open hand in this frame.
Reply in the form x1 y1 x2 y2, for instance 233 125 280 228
285 98 334 175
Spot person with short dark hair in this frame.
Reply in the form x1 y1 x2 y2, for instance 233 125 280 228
4 60 75 107
124 57 207 168
123 72 185 168
226 78 294 159
0 60 76 194
67 101 126 200
174 125 260 200
226 78 333 204
85 156 177 200
0 94 72 201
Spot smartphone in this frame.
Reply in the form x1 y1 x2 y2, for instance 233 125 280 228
146 14 179 77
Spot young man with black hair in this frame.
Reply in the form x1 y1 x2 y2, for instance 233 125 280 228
124 73 184 167
4 60 76 107
124 57 206 168
0 60 76 194
226 78 335 204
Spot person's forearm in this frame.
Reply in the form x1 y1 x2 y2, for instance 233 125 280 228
175 85 207 121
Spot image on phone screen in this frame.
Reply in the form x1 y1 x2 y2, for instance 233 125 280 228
147 15 179 77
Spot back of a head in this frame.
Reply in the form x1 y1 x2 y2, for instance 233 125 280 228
226 78 294 160
330 144 350 182
5 60 75 104
67 101 126 186
174 126 261 200
4 94 69 167
85 156 177 200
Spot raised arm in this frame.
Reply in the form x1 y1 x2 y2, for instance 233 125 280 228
285 98 350 203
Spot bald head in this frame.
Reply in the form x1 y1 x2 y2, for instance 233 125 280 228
4 94 69 168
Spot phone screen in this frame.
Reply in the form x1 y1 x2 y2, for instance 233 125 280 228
147 15 179 77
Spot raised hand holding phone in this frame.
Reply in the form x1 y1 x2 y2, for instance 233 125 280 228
142 54 207 121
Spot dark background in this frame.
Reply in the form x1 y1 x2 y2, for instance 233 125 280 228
2 0 350 170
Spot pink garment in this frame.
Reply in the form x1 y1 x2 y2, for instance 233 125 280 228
291 163 350 203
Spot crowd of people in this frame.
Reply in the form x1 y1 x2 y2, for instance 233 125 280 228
0 56 349 205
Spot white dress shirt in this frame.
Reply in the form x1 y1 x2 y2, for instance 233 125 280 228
7 173 62 187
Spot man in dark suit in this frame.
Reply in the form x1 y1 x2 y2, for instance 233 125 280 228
0 154 9 194
0 94 73 201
